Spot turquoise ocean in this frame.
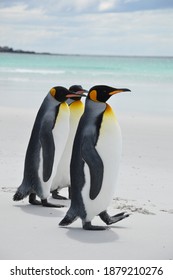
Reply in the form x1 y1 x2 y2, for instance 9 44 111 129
0 53 173 116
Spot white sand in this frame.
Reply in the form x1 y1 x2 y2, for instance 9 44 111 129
0 106 173 260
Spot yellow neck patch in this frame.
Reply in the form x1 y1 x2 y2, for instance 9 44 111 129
70 100 83 109
60 102 68 110
104 104 117 122
50 88 56 97
89 90 98 102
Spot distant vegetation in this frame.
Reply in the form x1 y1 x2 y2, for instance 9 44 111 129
0 46 50 55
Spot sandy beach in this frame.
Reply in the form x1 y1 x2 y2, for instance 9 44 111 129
0 104 173 260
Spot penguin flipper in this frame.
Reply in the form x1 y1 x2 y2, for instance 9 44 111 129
59 209 77 226
82 137 103 200
13 181 30 201
40 125 55 182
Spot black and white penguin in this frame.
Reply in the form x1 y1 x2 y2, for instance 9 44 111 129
51 85 88 200
13 86 84 207
59 85 130 229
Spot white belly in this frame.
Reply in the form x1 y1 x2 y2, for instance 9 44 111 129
51 101 84 190
82 106 122 221
39 103 70 199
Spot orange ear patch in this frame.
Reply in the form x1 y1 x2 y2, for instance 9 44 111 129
50 88 56 97
89 90 98 102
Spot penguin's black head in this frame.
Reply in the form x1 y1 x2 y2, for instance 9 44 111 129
88 85 131 103
69 85 88 100
49 86 85 102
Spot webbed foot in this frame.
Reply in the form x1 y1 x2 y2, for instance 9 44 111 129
99 211 129 225
41 199 64 208
51 189 68 200
83 221 107 231
29 193 42 205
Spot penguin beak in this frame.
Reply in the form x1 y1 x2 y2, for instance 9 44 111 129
76 90 88 97
109 88 131 95
80 89 89 95
82 89 89 94
66 91 87 98
66 93 81 98
70 89 88 97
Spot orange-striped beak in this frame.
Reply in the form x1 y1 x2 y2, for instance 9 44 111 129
109 88 131 95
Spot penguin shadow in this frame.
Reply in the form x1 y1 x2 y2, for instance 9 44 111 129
61 224 121 244
13 198 70 218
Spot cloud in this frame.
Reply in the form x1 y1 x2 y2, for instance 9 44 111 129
1 0 173 14
0 4 45 24
0 0 173 56
98 1 119 12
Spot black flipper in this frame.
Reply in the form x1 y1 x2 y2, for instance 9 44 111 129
83 221 106 231
59 209 77 226
40 121 55 182
13 190 28 201
81 137 104 200
13 181 30 201
99 211 130 225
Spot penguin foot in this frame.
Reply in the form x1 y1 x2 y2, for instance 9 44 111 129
83 221 106 231
52 190 68 200
29 193 42 205
99 211 129 225
41 199 64 208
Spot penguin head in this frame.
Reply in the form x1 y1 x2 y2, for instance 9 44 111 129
88 85 131 103
49 86 85 102
69 85 88 101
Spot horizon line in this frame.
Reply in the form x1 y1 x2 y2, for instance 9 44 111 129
0 46 172 59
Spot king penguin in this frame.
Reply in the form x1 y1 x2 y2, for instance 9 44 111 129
13 86 84 207
59 85 131 229
51 85 88 200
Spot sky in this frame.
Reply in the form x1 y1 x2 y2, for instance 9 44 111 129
0 0 173 56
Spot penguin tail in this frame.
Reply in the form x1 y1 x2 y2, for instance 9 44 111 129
13 182 30 201
59 209 77 226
